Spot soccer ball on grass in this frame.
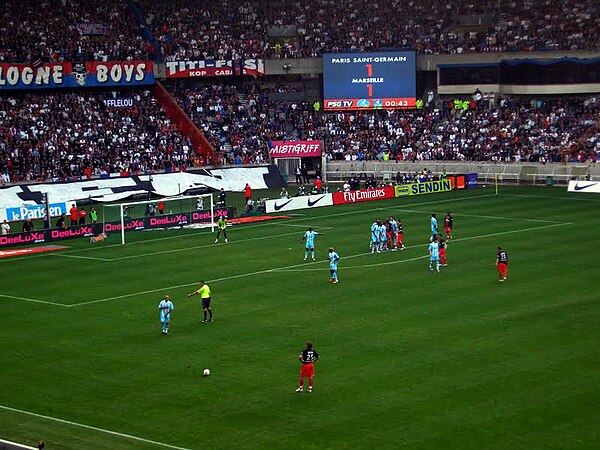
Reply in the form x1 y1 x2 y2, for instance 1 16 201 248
203 368 211 376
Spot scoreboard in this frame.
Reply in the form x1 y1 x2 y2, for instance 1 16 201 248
323 51 416 111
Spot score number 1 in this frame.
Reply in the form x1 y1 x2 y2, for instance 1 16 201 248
366 64 373 97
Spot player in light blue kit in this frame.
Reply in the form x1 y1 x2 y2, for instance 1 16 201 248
430 214 438 242
370 220 380 253
389 216 399 251
428 237 440 272
158 295 174 335
378 222 387 251
328 247 340 284
301 227 321 261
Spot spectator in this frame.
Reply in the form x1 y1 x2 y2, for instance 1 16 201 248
158 201 165 215
1 219 10 234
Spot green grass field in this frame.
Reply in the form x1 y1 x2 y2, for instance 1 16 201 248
1 186 598 450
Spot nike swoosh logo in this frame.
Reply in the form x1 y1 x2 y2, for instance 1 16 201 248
307 196 325 207
274 199 293 211
574 183 596 191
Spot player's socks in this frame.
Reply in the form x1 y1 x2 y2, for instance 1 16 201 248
311 251 315 261
304 251 308 260
203 311 207 322
209 310 213 320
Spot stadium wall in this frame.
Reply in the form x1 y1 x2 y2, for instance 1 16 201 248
325 161 599 184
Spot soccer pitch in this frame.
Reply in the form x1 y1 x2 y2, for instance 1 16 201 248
1 186 598 449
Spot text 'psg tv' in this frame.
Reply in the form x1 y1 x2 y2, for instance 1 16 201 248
323 51 416 111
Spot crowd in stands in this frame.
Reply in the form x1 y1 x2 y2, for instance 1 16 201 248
322 97 599 163
1 0 598 63
265 0 599 56
0 0 153 63
496 0 599 52
166 81 598 165
0 89 194 182
0 79 596 185
166 81 323 164
149 0 599 60
139 0 266 61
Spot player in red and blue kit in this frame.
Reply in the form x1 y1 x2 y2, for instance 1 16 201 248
438 235 448 266
397 219 405 250
444 212 453 240
295 341 320 393
496 246 508 281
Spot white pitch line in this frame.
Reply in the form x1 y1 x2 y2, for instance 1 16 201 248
0 439 36 450
0 404 192 450
278 254 430 272
0 293 69 308
52 253 113 261
395 208 565 224
70 221 570 308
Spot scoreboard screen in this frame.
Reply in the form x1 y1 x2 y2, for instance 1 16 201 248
323 51 416 111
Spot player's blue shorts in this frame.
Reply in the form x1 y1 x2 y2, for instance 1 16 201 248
160 314 170 323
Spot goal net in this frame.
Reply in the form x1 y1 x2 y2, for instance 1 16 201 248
103 193 215 245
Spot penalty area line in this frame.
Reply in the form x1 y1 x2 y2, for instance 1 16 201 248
277 254 430 272
0 293 69 308
0 404 192 450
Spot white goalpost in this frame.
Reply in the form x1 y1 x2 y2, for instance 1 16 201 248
104 193 215 245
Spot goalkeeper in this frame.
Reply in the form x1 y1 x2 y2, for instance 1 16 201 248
214 216 229 243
